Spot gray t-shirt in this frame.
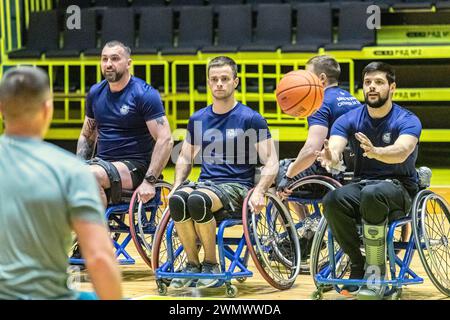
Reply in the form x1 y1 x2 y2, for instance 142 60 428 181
0 135 105 300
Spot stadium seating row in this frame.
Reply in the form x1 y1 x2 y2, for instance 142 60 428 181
57 0 450 11
10 3 377 58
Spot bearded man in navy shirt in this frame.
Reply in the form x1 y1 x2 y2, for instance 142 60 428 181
168 56 278 289
76 41 173 208
317 62 422 300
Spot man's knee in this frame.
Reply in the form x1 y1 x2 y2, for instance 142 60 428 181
360 184 390 224
169 190 191 223
322 187 354 220
187 191 214 224
360 184 387 207
90 165 109 188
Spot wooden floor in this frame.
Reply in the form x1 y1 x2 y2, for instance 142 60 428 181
78 244 449 300
78 167 450 300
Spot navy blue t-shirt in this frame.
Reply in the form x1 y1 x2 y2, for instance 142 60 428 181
331 103 422 194
308 86 362 137
186 103 271 188
85 76 165 163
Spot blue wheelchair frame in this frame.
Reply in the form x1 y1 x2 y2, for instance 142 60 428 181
285 176 343 267
309 180 450 300
314 216 423 298
155 218 253 291
154 189 301 297
69 188 163 266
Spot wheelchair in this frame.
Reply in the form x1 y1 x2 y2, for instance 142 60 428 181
308 169 450 300
283 174 344 273
69 180 172 267
151 188 301 298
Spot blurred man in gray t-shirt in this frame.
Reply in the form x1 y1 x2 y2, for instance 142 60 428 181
0 67 122 300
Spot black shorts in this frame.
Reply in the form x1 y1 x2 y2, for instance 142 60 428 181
114 159 149 189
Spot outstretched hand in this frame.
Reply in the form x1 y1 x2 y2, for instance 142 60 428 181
355 132 378 159
315 139 333 169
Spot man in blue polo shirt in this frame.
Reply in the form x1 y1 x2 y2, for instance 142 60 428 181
277 55 362 194
77 41 173 208
168 56 278 289
317 62 422 299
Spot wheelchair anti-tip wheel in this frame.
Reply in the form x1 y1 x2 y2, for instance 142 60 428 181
129 181 172 268
412 189 450 296
243 189 301 290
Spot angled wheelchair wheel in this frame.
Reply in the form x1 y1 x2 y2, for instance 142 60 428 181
151 208 188 284
310 217 350 290
243 189 301 290
412 189 450 296
129 181 172 268
286 176 342 270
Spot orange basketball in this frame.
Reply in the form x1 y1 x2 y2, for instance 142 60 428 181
276 69 324 117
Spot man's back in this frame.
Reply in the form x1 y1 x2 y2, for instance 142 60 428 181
0 135 104 299
308 86 362 137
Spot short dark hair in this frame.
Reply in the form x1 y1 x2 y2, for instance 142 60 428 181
306 55 341 83
103 40 131 57
0 66 50 119
362 62 396 84
207 56 238 79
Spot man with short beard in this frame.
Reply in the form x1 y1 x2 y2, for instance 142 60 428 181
73 41 173 260
77 41 173 208
316 62 422 300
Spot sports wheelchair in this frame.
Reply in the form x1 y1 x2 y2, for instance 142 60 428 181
69 180 172 267
282 174 344 273
296 169 450 300
151 188 301 298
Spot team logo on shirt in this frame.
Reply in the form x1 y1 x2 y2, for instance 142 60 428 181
120 104 130 115
382 132 392 144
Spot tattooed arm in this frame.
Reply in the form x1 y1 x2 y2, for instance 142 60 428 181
136 115 173 203
77 116 98 160
144 116 174 179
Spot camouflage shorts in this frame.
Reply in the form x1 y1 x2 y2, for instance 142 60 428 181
214 182 249 220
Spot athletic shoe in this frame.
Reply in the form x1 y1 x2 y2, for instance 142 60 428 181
196 262 220 288
170 262 201 289
340 263 365 296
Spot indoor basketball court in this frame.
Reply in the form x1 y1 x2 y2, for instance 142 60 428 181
1 0 450 302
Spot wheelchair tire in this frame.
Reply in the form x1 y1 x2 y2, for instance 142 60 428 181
412 189 450 297
286 176 342 273
129 181 172 268
151 208 188 283
310 216 350 290
243 189 301 290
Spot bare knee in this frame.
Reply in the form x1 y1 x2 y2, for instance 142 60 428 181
90 165 110 189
